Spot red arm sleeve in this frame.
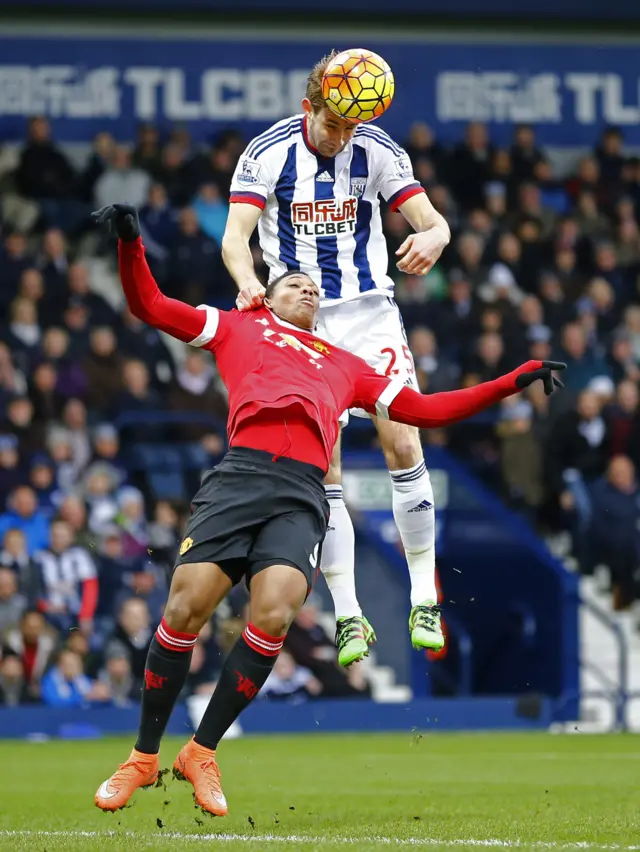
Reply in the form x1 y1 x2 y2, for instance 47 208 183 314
352 361 546 428
78 577 99 621
118 237 214 345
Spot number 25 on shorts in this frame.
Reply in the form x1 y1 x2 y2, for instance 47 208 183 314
381 346 414 377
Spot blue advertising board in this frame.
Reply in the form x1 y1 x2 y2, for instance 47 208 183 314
1 32 640 146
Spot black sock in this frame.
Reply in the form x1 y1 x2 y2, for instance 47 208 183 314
135 618 198 755
194 623 284 750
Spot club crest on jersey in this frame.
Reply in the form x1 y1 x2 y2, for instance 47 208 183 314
312 340 331 355
291 197 357 238
350 177 367 198
179 537 194 556
237 158 261 185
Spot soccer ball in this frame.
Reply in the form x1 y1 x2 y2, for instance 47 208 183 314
321 48 394 124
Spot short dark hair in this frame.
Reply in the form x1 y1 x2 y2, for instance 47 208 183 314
264 270 313 300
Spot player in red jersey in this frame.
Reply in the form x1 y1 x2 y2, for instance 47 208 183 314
91 204 564 817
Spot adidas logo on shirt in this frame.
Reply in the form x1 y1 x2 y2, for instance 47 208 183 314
316 171 334 182
408 500 433 513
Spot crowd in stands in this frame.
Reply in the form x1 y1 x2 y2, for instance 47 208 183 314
1 114 640 706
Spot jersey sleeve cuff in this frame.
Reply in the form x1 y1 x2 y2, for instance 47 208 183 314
188 305 219 347
388 183 425 212
375 378 406 419
229 191 266 210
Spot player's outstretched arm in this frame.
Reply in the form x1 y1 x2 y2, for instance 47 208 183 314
354 360 565 428
396 192 451 277
91 204 209 343
221 203 266 311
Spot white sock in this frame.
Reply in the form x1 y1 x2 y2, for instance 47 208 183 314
320 485 362 619
390 460 437 607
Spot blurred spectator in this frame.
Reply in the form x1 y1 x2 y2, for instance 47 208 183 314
64 262 117 327
79 132 116 203
157 142 191 207
117 303 174 387
449 122 493 210
115 486 150 558
0 654 25 706
496 396 544 516
32 519 98 635
94 144 151 210
192 183 228 246
605 379 640 458
16 117 75 204
83 327 124 413
589 455 640 608
0 567 26 635
166 207 221 304
409 327 460 394
0 528 37 598
2 395 45 457
404 122 445 176
558 323 611 394
95 525 165 625
5 298 41 366
285 595 371 699
595 126 625 188
451 231 488 289
39 327 88 399
47 428 81 493
2 609 56 700
167 349 227 440
82 461 120 534
138 183 177 266
62 299 91 358
104 597 153 690
0 435 24 502
0 231 33 306
132 123 163 179
510 124 544 184
183 620 220 697
147 500 181 573
30 362 65 424
261 649 322 703
61 398 92 472
37 229 68 305
96 647 135 706
114 360 163 443
0 485 50 554
41 649 108 706
90 424 128 486
0 342 27 402
28 455 59 519
57 493 93 550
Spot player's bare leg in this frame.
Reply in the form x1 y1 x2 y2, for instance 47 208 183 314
176 564 308 816
94 562 232 812
322 430 377 666
373 417 444 652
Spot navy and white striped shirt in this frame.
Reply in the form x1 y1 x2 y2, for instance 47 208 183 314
229 115 424 304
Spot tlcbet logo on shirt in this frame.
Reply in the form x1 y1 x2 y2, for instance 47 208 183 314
291 197 357 237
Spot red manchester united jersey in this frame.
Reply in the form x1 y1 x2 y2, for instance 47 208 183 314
186 305 399 466
118 238 539 471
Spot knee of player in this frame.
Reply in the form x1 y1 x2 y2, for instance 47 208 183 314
383 436 423 471
250 602 297 638
163 593 209 634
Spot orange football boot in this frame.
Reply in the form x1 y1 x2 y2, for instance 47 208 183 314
94 747 159 811
173 737 228 816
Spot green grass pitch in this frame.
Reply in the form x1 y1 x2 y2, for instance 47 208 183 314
0 732 638 851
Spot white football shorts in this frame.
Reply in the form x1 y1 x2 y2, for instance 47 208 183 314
316 294 418 423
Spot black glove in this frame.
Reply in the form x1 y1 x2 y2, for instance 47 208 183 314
91 203 140 242
515 360 566 397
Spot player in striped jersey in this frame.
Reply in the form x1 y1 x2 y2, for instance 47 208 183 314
222 51 451 667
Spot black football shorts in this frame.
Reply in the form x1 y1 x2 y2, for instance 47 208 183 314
175 447 329 591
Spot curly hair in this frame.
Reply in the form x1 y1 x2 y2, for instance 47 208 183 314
305 50 339 112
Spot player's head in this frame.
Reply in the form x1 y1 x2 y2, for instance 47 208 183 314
264 271 320 330
303 51 357 158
